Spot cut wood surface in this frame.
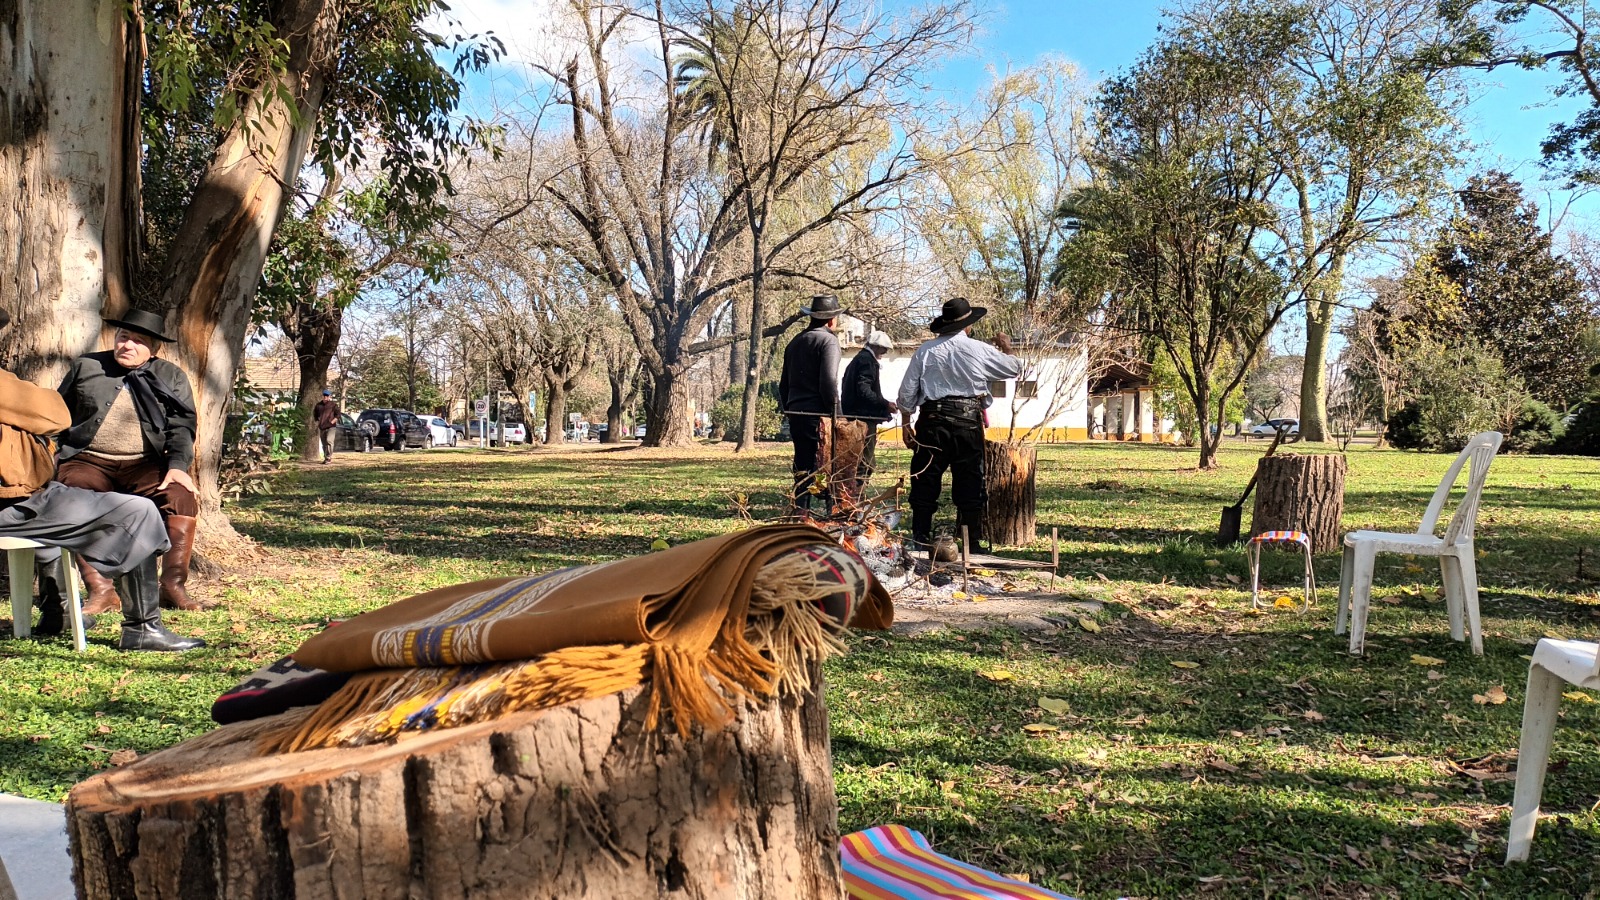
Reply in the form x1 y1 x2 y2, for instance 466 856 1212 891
67 680 843 900
1250 454 1348 553
983 442 1037 547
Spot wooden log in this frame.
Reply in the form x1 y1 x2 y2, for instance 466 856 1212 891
1249 453 1348 553
983 441 1037 548
66 679 843 900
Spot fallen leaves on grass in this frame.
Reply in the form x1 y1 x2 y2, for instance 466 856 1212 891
1427 670 1445 681
1171 660 1200 669
1472 686 1508 706
1038 697 1072 715
1078 617 1101 633
1022 723 1060 734
1563 691 1595 703
1274 596 1297 609
979 670 1016 682
1410 654 1446 666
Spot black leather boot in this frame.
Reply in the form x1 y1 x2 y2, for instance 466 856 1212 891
34 558 95 635
910 509 935 550
958 507 990 555
118 556 206 652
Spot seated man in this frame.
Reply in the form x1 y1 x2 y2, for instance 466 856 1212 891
56 308 202 612
0 309 203 651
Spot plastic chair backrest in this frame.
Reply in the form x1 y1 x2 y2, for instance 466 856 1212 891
1417 431 1503 545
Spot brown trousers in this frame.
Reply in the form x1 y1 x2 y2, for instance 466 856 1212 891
56 454 198 519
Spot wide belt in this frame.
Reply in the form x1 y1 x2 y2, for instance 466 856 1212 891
920 396 983 418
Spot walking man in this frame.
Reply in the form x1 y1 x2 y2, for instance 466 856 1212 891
56 309 204 613
0 309 203 651
897 298 1022 551
778 295 843 513
841 330 896 486
313 389 340 463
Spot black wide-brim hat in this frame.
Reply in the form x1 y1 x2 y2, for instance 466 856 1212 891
104 308 175 343
928 297 986 334
800 294 844 319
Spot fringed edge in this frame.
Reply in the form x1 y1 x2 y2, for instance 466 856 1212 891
743 550 852 700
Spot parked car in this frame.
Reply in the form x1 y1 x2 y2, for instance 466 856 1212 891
329 414 373 453
589 425 609 442
357 408 431 450
459 418 530 444
1250 417 1300 437
417 415 458 448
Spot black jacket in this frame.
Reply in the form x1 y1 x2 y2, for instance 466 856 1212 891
57 351 197 472
841 349 890 420
778 326 841 416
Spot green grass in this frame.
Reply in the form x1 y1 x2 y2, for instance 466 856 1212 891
4 440 1599 897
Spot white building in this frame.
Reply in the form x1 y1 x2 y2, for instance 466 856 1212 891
836 314 1090 442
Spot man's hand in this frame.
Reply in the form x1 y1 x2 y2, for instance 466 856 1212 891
991 332 1014 355
159 468 196 494
900 413 916 449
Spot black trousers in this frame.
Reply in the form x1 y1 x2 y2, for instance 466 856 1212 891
909 403 986 522
789 415 825 509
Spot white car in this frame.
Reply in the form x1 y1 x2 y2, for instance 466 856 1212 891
1250 418 1300 437
459 419 529 443
417 415 458 448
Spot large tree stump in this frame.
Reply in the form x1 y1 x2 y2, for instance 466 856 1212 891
1250 453 1348 553
66 680 843 900
983 441 1037 548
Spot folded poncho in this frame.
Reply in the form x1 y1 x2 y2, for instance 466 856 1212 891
239 525 891 753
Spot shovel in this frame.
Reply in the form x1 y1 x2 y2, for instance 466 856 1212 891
1217 427 1287 545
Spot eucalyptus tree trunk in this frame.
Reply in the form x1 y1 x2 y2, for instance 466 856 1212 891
160 0 343 551
736 227 766 453
1299 275 1339 444
0 0 141 383
284 300 343 461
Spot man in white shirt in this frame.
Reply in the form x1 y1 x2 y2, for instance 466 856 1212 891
897 298 1022 551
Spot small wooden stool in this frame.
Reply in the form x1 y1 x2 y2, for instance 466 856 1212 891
1248 529 1315 613
1 538 88 651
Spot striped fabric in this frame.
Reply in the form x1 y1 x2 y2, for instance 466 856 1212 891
841 825 1077 899
1250 530 1311 546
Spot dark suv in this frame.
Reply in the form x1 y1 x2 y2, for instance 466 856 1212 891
357 409 430 451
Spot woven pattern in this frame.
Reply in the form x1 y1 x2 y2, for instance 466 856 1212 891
1251 530 1311 546
842 825 1076 899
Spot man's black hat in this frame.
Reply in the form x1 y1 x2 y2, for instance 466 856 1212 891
104 308 175 343
800 295 844 319
928 297 987 334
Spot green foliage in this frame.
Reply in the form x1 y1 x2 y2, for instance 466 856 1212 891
1506 398 1565 453
1387 337 1527 452
711 383 782 442
1384 401 1427 450
1424 172 1599 408
1558 391 1600 455
346 334 444 411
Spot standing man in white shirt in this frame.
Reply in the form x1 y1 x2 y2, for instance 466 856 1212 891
897 298 1022 551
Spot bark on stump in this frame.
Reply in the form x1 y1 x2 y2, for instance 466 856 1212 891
1249 453 1348 553
65 681 843 900
983 441 1037 548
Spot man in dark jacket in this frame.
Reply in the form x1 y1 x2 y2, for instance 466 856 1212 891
841 329 896 486
56 309 203 613
777 295 843 512
0 308 202 651
313 389 340 463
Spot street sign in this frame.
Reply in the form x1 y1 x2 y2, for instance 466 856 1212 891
474 397 489 417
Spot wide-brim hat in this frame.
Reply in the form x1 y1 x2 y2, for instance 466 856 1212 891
104 308 175 343
928 297 986 334
800 294 844 319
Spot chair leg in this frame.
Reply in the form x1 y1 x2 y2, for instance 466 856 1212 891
1507 663 1565 863
1249 542 1262 609
1301 545 1316 612
1440 555 1465 643
8 548 32 639
60 552 86 653
1335 546 1353 636
1459 551 1484 656
1348 543 1377 655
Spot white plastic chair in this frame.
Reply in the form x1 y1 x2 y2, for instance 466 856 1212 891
1335 431 1503 656
1505 638 1600 862
1 537 87 652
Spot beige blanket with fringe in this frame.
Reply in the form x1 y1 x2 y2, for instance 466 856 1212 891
272 525 890 752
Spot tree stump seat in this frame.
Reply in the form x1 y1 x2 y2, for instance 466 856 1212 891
67 680 843 900
1249 453 1348 553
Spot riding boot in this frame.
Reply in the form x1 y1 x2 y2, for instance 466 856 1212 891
957 507 988 555
910 508 935 550
118 555 205 652
792 472 814 514
77 555 122 617
34 558 95 635
158 515 201 610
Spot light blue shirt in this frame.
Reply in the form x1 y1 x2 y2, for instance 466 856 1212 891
897 331 1023 412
